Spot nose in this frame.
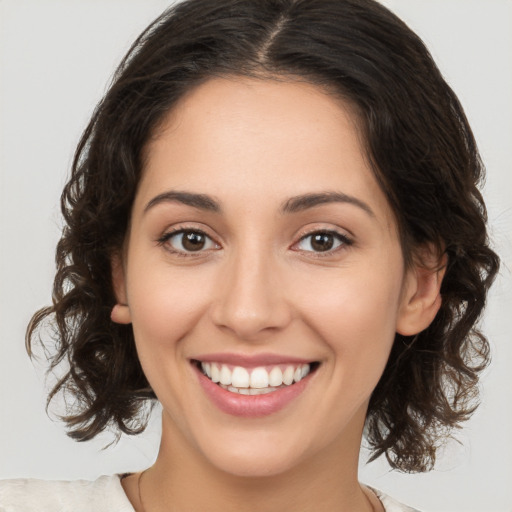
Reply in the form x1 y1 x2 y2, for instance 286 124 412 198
210 248 293 341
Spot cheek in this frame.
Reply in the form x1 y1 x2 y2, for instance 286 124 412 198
126 264 218 424
127 263 214 354
295 262 404 370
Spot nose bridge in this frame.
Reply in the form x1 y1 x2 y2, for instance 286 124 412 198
211 236 291 339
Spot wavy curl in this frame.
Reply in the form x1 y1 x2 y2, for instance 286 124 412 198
27 0 499 471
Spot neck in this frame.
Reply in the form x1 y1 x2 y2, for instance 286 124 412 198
133 412 375 512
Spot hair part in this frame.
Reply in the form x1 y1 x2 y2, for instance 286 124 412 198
27 0 499 472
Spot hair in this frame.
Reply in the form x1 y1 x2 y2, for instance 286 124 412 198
27 0 499 473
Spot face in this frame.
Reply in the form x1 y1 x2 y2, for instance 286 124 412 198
113 77 427 478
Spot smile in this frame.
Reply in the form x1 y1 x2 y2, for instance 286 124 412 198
193 358 319 417
199 362 313 395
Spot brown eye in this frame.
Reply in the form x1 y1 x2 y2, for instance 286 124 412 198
162 229 218 254
182 231 206 251
310 233 335 252
295 231 350 253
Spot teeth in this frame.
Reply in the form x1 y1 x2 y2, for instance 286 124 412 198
211 364 220 383
250 367 269 388
220 365 232 385
200 362 313 393
247 387 276 395
221 384 277 395
283 366 294 385
269 366 283 387
231 366 250 388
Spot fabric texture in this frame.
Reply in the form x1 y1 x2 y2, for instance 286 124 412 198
370 486 420 512
0 476 135 512
0 475 419 511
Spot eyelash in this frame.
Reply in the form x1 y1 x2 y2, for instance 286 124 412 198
156 227 353 257
157 227 219 257
293 229 353 257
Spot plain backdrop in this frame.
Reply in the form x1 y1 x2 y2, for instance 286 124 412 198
0 1 511 511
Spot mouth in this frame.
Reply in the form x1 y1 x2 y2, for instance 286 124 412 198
192 359 320 396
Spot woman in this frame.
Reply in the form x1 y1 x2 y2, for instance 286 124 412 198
0 0 499 510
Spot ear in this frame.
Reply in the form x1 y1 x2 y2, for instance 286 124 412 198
110 253 132 325
396 247 447 336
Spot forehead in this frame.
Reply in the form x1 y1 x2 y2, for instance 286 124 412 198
147 76 363 169
137 77 394 228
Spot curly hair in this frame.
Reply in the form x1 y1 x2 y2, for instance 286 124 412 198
26 0 499 472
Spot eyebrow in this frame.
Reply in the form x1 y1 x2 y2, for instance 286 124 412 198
143 190 374 217
280 192 375 217
144 191 221 213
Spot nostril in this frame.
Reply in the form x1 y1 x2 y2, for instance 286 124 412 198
209 279 293 339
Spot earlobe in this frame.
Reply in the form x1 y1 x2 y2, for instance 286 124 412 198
111 253 132 325
111 303 132 324
396 250 447 336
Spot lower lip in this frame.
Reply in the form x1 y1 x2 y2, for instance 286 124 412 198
194 365 314 417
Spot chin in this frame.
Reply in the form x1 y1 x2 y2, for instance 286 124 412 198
207 448 304 479
195 429 312 479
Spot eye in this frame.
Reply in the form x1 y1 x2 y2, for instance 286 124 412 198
159 229 219 254
294 231 351 253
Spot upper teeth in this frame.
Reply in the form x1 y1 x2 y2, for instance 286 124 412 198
200 362 311 388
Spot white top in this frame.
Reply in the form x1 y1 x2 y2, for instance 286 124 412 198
0 475 419 512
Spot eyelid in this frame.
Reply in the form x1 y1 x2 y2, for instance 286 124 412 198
156 224 353 257
291 228 354 255
157 225 221 256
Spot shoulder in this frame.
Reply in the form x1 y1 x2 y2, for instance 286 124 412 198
368 486 421 512
0 475 134 512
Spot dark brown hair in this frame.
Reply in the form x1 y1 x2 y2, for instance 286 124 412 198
27 0 499 472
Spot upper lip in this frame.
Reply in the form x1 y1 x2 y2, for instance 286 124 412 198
191 352 316 367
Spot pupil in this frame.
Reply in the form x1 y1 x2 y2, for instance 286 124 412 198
183 232 205 251
311 233 333 252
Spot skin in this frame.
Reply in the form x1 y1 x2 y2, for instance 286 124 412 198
113 77 444 512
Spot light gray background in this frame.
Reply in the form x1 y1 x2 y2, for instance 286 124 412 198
1 1 511 511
